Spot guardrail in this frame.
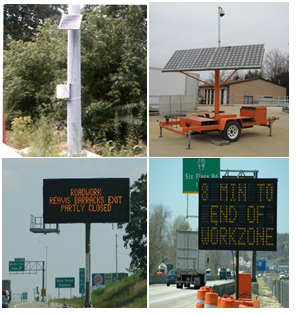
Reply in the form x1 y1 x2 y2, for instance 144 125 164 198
263 276 289 308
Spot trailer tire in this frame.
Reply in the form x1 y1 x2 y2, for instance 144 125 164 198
223 121 241 142
177 283 183 289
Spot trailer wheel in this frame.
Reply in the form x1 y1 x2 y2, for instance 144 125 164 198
223 121 241 142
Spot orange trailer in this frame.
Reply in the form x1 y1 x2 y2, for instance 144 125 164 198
159 45 279 148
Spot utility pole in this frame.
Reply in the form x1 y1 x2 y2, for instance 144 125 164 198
67 4 82 156
85 223 92 307
218 6 225 47
116 234 118 281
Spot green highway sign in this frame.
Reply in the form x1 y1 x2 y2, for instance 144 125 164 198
183 158 220 193
22 292 28 301
9 261 25 272
55 277 75 288
79 268 85 294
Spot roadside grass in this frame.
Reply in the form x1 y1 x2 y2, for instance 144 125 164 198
51 271 147 308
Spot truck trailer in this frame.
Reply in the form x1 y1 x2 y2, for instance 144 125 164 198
175 230 206 289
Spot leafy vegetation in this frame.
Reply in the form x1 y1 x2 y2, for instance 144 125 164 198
3 5 147 156
51 270 146 308
118 174 147 278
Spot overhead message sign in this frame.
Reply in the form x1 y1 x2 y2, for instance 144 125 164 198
198 178 277 251
43 178 130 224
183 158 220 193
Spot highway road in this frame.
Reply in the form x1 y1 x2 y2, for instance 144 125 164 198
149 280 234 308
9 301 61 308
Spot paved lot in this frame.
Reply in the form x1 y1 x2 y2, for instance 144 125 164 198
149 105 288 157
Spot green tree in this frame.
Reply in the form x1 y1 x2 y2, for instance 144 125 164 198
149 203 172 274
3 4 67 48
4 5 147 149
3 21 67 127
118 173 147 278
81 5 147 145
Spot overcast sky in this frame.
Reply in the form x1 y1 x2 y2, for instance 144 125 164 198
150 158 289 234
149 2 289 80
2 158 147 301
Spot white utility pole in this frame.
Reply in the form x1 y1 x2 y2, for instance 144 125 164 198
67 4 82 156
218 6 225 47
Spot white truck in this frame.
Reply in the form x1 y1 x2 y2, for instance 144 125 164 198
175 230 206 289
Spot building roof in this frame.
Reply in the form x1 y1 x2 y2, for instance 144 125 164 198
199 77 284 88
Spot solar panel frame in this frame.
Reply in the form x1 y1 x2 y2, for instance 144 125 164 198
162 44 265 72
59 14 83 30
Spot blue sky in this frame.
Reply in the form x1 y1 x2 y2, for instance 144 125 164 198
149 158 289 234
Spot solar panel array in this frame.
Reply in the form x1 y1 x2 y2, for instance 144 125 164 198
162 44 265 72
59 14 83 30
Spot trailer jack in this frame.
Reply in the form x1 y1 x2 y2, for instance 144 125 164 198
267 117 279 136
187 131 192 150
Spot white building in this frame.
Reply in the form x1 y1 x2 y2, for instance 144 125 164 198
149 67 200 110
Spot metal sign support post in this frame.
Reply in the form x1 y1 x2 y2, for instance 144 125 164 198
116 234 118 281
236 250 239 300
85 223 92 307
41 261 45 302
214 70 220 115
67 4 82 156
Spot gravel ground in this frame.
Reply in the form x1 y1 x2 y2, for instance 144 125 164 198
231 277 283 308
149 105 289 157
253 277 283 308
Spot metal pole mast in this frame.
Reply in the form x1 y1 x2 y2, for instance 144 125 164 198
41 261 45 302
218 8 221 47
116 234 118 281
85 223 92 307
67 4 82 156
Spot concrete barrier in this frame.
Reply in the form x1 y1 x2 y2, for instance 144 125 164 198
149 275 220 285
213 281 235 297
149 275 167 285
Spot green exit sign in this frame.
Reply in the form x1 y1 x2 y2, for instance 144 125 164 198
9 261 25 272
183 158 220 193
55 277 75 288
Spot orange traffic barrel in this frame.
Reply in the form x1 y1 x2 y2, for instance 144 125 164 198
239 301 254 308
196 286 210 308
220 294 235 308
205 292 218 308
234 300 243 308
254 298 260 308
